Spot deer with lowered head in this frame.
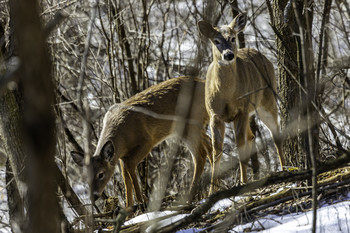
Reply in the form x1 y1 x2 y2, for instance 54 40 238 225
197 13 285 190
71 76 212 207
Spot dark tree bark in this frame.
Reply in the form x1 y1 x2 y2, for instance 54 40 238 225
0 87 27 231
268 0 301 166
268 0 320 169
292 0 318 169
291 1 318 232
8 0 60 232
5 159 24 231
0 6 26 232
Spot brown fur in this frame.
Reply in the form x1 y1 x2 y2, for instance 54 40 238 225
198 13 285 190
71 76 212 207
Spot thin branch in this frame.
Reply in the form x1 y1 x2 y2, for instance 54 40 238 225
156 151 350 233
57 88 98 141
208 177 350 232
291 1 317 231
55 164 90 218
77 2 98 112
0 12 67 93
315 0 332 85
43 11 67 38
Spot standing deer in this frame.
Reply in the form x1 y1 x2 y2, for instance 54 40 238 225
71 76 212 207
197 13 285 190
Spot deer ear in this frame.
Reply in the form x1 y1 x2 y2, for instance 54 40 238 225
101 141 114 162
71 151 85 167
230 13 247 33
197 20 217 39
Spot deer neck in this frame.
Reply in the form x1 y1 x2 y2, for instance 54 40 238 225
212 56 238 82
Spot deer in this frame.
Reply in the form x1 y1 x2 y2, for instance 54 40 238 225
197 13 285 191
71 76 212 207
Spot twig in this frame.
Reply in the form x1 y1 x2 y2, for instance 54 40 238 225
315 0 332 86
209 175 350 232
77 2 98 112
155 151 350 233
55 164 90 218
291 1 318 232
0 12 67 94
56 88 98 141
43 12 67 38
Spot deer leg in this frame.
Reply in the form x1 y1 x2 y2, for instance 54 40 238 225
119 159 134 207
128 164 143 203
189 147 206 200
209 114 225 194
185 130 210 200
249 116 260 180
182 125 210 199
258 108 285 170
122 145 152 206
234 114 254 183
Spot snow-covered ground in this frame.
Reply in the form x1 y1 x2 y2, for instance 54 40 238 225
1 168 350 233
121 195 350 233
230 200 350 233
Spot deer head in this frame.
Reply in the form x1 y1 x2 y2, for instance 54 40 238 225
71 141 115 200
198 13 247 65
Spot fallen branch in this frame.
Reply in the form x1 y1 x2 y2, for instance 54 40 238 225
318 169 350 185
208 177 350 232
156 151 350 233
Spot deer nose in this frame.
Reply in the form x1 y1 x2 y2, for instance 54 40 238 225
224 52 234 61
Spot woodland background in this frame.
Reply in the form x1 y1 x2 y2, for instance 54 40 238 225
0 0 349 232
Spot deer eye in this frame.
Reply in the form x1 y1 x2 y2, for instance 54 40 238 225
97 172 105 180
214 39 220 45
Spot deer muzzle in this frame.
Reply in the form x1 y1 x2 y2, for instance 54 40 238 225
223 50 235 61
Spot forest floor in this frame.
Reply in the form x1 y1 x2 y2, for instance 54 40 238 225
93 166 350 232
0 166 350 232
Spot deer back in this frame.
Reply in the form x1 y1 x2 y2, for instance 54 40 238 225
94 76 208 162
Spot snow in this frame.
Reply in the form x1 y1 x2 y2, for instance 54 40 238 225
230 200 350 233
176 229 202 233
119 196 350 233
210 198 234 212
124 210 182 226
124 211 190 233
209 196 245 212
1 166 350 233
2 165 349 233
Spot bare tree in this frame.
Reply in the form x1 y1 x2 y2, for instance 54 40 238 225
0 0 349 231
0 0 61 232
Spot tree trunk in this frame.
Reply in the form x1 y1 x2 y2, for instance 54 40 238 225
0 90 26 231
270 0 301 166
292 1 318 231
5 159 24 231
293 0 319 169
1 7 26 232
9 0 60 232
